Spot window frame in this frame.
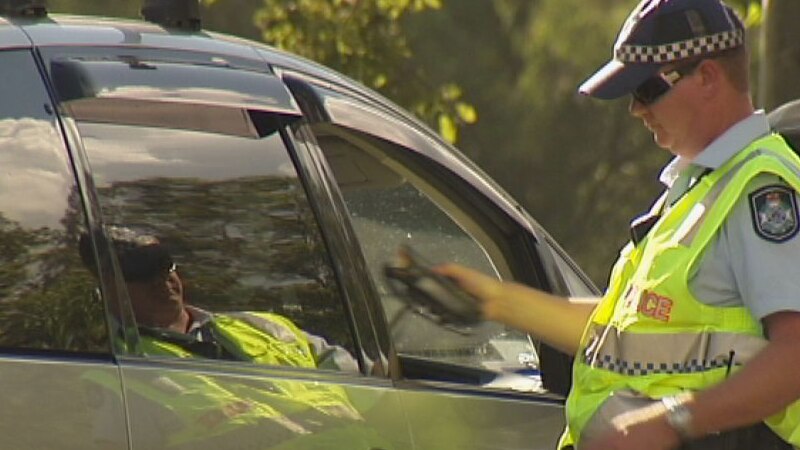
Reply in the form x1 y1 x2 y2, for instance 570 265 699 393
279 70 579 396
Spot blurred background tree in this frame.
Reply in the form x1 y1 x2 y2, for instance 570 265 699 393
46 0 788 288
760 0 800 110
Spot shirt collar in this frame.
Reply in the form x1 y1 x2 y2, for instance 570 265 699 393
659 111 770 188
185 305 213 334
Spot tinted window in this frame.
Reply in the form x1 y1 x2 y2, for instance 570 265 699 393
78 121 358 370
0 50 108 353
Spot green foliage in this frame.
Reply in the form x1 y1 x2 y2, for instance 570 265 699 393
742 1 763 28
47 0 140 18
252 0 473 142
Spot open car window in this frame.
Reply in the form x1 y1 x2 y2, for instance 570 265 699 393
310 124 546 393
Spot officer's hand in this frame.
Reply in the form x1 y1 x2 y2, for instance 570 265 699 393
433 263 507 321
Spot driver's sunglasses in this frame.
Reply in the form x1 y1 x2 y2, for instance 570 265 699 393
119 247 177 282
125 262 177 284
632 60 703 106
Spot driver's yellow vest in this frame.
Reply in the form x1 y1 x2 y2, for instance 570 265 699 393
559 133 800 448
84 312 359 448
141 312 319 368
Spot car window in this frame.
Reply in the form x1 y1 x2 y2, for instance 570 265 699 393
42 50 364 372
0 49 108 354
313 127 542 389
74 119 361 371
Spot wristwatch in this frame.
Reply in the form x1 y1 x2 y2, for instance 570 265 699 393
662 394 694 440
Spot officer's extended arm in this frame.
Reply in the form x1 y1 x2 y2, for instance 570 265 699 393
435 263 598 356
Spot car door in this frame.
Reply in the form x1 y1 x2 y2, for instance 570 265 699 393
42 45 414 450
0 45 127 449
277 71 599 450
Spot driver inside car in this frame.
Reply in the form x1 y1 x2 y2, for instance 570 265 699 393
79 225 363 372
78 226 394 448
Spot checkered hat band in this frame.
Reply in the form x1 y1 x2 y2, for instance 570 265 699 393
615 29 744 64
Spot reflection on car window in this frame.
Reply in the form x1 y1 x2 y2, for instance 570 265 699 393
0 50 108 353
79 122 358 371
317 131 540 385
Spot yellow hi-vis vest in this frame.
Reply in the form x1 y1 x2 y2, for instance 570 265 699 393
141 312 360 417
141 312 319 368
559 133 800 448
84 312 360 448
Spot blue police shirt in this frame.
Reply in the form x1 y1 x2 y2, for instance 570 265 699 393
659 111 800 320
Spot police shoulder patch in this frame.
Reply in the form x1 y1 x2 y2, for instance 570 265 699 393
749 184 800 243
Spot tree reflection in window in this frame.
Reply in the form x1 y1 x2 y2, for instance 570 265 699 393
0 117 107 353
80 123 353 354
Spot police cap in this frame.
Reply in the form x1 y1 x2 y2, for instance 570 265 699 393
579 0 745 100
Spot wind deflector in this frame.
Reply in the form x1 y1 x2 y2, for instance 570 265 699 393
50 57 301 138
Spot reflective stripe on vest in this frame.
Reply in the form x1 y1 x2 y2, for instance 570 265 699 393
678 148 800 247
559 133 800 448
582 324 766 376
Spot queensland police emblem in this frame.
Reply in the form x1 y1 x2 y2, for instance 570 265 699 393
749 185 799 242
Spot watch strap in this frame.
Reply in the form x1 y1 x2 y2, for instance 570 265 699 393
662 393 694 440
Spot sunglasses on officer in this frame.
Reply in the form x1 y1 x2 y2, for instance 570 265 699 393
632 59 703 106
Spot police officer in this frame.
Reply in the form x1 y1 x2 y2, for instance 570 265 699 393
437 0 800 449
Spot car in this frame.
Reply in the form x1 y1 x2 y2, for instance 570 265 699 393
768 99 800 152
0 1 601 449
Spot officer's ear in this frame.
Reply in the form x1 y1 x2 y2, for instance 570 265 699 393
696 59 725 99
